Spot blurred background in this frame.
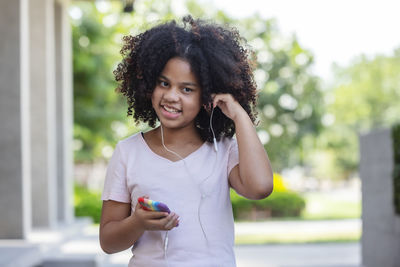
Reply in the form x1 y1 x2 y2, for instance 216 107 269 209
72 0 400 245
1 0 400 266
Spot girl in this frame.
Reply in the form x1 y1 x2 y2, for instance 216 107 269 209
100 16 273 267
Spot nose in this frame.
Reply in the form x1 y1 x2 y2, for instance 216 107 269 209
163 87 179 102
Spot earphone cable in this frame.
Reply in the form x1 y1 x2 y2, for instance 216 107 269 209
210 107 218 152
164 231 170 267
159 107 218 252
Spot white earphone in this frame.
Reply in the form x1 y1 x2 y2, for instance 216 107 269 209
159 105 218 264
210 106 218 152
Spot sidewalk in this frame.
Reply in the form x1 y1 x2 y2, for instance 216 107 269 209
82 219 361 266
235 243 360 267
21 219 362 267
101 242 361 267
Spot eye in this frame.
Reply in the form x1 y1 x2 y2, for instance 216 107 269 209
159 80 169 87
182 87 193 93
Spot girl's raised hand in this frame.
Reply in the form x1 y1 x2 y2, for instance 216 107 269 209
133 198 179 231
212 93 247 121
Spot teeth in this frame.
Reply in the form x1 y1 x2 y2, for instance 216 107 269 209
164 106 180 113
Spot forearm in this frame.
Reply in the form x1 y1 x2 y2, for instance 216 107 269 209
233 111 274 197
100 214 145 254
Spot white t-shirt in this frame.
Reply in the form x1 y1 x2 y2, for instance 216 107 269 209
102 132 239 267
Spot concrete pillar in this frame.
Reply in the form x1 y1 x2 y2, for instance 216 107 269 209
360 128 400 267
54 0 74 224
0 0 32 239
29 0 58 228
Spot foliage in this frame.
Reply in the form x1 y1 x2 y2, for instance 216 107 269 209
74 184 102 223
330 51 400 130
392 123 400 215
188 1 324 170
273 173 289 192
72 1 171 162
316 50 400 179
70 0 323 170
235 231 361 245
231 173 306 220
231 190 306 220
72 2 126 162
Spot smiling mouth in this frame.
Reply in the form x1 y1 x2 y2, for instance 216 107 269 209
162 105 181 114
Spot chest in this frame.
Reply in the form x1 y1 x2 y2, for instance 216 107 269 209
125 147 229 212
146 142 204 162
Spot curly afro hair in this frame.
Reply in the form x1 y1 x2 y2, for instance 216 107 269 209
114 15 258 142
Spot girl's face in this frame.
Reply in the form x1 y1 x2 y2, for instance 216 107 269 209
151 57 202 131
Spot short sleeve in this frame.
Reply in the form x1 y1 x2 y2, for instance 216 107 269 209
227 138 239 175
101 143 131 203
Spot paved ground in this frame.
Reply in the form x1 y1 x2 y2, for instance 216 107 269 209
96 219 362 267
235 243 360 267
235 219 361 245
100 242 361 267
22 219 362 267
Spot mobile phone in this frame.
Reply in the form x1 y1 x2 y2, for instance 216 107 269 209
137 197 171 213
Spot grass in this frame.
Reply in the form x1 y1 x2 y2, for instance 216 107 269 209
234 191 362 245
77 186 362 245
300 191 361 220
235 231 361 245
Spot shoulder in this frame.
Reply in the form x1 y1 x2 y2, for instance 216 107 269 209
217 136 238 152
115 132 143 155
118 131 142 145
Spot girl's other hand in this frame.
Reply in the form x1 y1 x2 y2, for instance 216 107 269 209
133 199 179 231
212 93 247 121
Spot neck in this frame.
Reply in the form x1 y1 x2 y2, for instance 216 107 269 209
157 124 201 147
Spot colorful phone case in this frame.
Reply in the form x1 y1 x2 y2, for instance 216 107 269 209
137 197 171 213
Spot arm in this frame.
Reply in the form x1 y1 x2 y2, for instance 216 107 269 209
212 94 274 200
99 200 143 254
100 199 179 254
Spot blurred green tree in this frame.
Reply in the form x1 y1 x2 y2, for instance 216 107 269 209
314 49 400 179
245 18 323 171
185 1 324 170
72 3 126 162
71 0 323 170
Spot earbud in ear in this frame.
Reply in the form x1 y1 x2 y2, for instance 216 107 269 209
203 103 212 112
209 106 218 152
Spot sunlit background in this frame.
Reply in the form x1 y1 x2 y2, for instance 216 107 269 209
2 1 400 266
70 0 400 253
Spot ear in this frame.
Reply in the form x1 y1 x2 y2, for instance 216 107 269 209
203 103 212 113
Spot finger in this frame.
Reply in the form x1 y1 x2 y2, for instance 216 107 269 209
144 211 169 219
211 94 220 108
213 94 230 108
164 213 179 230
174 216 180 227
144 213 172 231
147 213 179 231
135 201 141 210
159 212 174 228
213 96 221 108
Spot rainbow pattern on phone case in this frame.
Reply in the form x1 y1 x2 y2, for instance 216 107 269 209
138 197 171 213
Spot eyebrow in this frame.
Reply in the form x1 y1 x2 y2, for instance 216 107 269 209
159 75 199 88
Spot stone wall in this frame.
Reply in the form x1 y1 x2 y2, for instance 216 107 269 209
360 128 400 267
